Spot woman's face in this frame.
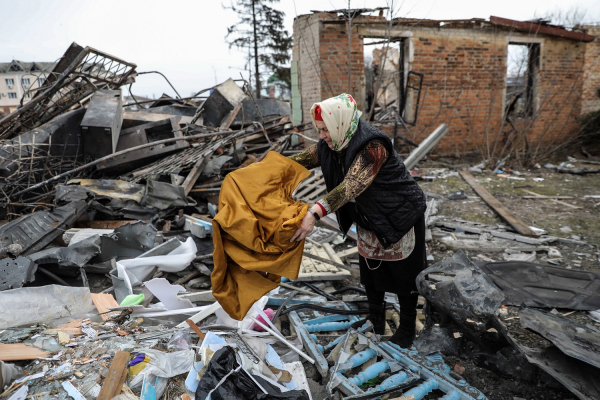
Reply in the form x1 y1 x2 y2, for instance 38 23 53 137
316 120 333 150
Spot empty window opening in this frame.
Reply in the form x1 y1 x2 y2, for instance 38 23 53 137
506 43 540 118
364 38 407 122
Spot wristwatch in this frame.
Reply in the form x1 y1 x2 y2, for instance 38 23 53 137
309 209 321 221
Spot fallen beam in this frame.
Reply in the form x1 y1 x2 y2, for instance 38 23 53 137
403 124 449 170
459 171 540 237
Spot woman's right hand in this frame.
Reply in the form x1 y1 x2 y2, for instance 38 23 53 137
290 211 316 242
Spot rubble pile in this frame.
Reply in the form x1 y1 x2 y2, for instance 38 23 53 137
0 42 599 400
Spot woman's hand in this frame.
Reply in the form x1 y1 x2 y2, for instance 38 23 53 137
290 211 316 242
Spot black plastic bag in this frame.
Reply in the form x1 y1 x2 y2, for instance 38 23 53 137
195 346 310 400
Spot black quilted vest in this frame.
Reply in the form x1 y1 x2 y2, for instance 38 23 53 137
317 120 426 248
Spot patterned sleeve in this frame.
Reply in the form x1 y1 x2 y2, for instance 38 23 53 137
288 144 320 169
317 141 388 215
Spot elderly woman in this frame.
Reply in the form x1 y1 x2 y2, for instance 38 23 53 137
288 93 427 348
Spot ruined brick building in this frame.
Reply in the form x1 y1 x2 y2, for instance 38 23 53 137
291 11 600 160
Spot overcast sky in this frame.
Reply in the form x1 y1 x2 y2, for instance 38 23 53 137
1 0 598 99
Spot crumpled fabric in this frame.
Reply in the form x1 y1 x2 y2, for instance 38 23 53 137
211 152 310 320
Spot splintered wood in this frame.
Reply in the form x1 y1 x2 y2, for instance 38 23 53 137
97 350 130 400
0 343 49 361
298 244 351 281
91 293 121 321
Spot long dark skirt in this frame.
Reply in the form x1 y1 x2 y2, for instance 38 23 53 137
359 216 427 295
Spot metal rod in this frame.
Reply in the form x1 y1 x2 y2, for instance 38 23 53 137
272 290 298 322
248 315 315 364
293 132 319 143
38 267 71 286
11 130 235 198
280 282 321 297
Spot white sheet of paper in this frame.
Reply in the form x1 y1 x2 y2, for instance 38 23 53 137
144 278 194 310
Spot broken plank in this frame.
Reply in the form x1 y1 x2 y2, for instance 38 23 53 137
302 252 348 270
522 190 574 199
44 319 84 336
335 247 359 260
459 171 539 237
550 199 581 209
322 243 344 265
522 195 574 199
186 319 206 340
219 101 244 130
91 293 121 321
0 343 49 361
182 156 210 196
522 190 581 209
97 351 130 400
298 246 352 281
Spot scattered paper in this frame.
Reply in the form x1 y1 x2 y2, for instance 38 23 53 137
144 278 194 310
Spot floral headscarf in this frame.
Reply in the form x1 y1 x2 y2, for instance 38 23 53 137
310 93 362 151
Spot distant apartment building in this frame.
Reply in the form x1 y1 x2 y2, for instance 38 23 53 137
0 60 56 114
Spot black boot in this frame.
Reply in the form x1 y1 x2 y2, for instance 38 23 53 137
390 295 418 348
390 316 416 348
350 284 386 334
351 301 386 334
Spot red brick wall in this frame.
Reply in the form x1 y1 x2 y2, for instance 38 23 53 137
319 20 365 106
581 26 600 115
407 28 507 156
293 15 590 157
293 13 322 137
